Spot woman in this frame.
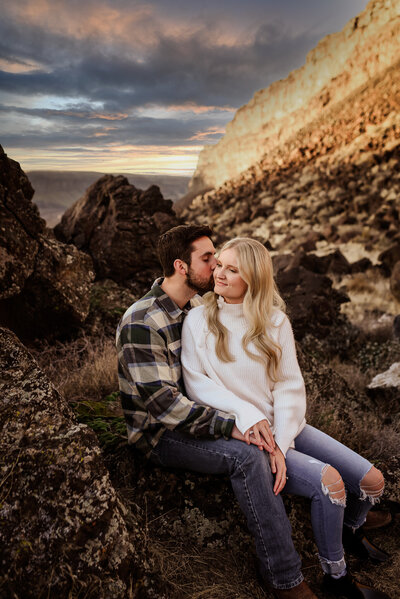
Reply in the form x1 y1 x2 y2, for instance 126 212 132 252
181 237 390 599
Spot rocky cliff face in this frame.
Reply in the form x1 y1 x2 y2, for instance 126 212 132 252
189 0 400 194
181 36 400 306
0 145 95 339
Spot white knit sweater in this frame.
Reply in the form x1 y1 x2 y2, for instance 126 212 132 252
181 299 306 456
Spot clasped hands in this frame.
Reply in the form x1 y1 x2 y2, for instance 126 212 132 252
231 420 287 495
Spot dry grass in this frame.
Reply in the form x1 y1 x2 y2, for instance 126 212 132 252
34 334 118 404
324 354 400 463
328 357 370 395
148 538 273 599
32 335 124 449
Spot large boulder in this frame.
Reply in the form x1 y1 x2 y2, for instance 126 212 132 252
0 145 44 299
367 362 400 406
273 256 349 339
54 175 180 286
0 146 95 339
87 278 139 335
0 327 159 599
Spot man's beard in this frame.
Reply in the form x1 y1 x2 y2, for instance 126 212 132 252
186 267 214 294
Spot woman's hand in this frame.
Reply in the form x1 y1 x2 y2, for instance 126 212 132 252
269 444 286 495
244 419 275 453
231 424 271 451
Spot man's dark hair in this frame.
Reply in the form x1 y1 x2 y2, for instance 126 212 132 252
158 224 213 277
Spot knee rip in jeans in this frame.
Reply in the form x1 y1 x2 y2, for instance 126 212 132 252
321 465 346 507
359 466 384 505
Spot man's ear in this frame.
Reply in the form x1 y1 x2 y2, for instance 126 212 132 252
173 259 188 276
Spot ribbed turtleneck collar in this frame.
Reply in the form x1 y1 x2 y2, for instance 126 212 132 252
216 295 245 318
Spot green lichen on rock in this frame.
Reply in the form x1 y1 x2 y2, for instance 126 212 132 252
0 327 164 599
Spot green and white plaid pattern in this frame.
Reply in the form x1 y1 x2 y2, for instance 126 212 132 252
116 280 235 456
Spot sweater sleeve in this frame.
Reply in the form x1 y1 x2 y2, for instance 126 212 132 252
271 315 306 456
181 310 269 434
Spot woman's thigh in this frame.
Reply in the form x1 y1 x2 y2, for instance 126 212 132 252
292 424 372 494
284 447 327 499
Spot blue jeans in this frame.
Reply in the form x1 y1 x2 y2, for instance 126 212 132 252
285 425 374 574
150 425 374 586
150 429 303 590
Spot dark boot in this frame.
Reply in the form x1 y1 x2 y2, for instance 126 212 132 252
271 580 319 599
256 567 319 599
323 572 391 598
363 510 392 531
342 525 390 563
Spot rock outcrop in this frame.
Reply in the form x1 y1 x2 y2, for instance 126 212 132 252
0 146 44 298
189 0 400 194
273 256 349 339
54 175 180 287
87 278 139 336
367 361 400 404
0 146 94 339
0 327 160 599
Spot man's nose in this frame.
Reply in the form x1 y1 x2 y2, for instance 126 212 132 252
210 256 217 270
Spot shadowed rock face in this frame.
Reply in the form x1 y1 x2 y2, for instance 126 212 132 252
54 175 180 286
0 146 44 299
0 327 159 599
0 146 95 339
273 259 349 340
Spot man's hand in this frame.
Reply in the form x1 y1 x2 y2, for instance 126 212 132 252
269 444 287 495
231 422 275 453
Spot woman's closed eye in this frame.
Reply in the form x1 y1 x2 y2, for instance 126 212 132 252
216 262 237 273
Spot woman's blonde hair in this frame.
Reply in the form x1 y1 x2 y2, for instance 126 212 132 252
203 237 286 381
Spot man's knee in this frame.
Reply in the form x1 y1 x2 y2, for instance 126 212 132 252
233 444 273 478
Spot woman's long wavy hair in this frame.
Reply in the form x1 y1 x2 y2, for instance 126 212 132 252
203 237 286 382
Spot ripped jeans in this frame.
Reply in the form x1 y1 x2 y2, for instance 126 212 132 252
285 424 376 575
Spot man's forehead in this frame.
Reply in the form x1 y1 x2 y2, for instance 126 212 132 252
191 236 215 255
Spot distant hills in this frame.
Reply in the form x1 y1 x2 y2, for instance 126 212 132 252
28 170 190 226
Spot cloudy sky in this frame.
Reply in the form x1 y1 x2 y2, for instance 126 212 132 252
0 0 368 175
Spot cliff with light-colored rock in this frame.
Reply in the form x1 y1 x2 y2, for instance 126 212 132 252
189 0 400 194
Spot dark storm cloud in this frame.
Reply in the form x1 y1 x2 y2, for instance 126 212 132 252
0 0 368 168
0 7 320 110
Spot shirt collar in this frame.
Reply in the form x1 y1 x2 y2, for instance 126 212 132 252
151 277 192 318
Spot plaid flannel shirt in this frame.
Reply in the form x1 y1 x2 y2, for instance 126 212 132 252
116 279 235 456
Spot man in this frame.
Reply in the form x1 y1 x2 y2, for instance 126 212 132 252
116 224 389 599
